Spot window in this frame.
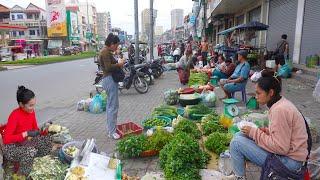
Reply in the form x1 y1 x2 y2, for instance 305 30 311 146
35 14 39 19
17 14 23 19
12 31 17 37
19 31 25 36
248 6 261 22
236 15 245 25
27 14 33 19
29 30 36 36
11 15 15 20
37 30 40 36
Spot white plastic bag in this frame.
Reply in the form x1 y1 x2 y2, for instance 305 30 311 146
77 100 86 111
250 71 262 82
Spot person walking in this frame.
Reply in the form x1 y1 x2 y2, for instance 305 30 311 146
99 33 125 140
274 34 289 72
201 37 209 66
173 48 181 63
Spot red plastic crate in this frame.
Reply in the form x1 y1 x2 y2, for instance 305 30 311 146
116 122 143 138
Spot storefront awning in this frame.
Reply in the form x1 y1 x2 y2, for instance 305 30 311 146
0 24 27 31
211 0 257 17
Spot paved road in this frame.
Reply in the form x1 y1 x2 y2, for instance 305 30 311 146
0 58 96 124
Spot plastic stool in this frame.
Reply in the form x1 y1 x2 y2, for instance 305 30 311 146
231 87 247 103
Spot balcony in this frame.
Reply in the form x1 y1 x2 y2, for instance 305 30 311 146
210 0 257 17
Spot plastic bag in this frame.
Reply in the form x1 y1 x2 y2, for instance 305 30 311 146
219 151 233 176
89 94 103 114
84 98 92 112
250 71 262 82
77 100 85 111
278 64 292 78
201 91 216 107
100 91 107 110
164 90 179 105
313 79 320 103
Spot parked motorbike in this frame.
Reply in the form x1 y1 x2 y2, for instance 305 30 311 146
94 64 149 94
150 58 165 78
133 63 154 85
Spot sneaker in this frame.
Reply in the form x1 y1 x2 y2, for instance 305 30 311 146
108 132 120 140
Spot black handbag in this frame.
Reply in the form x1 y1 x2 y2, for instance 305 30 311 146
111 67 125 83
260 112 312 180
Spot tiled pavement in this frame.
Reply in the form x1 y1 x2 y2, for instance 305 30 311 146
52 71 320 179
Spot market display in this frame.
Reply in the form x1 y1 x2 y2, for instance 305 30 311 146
164 90 179 105
204 133 233 155
29 156 68 180
188 72 209 86
64 146 79 158
65 166 87 180
151 105 178 119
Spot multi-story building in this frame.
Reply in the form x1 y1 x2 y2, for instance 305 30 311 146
171 9 184 30
97 12 111 44
9 3 47 55
141 8 157 42
79 1 97 47
111 27 127 44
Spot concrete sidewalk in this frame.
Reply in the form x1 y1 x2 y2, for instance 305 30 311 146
51 71 319 179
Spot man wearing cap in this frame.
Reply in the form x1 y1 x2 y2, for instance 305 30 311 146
220 50 250 99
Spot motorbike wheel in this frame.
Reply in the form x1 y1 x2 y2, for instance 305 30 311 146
152 67 163 78
133 76 149 94
143 73 154 85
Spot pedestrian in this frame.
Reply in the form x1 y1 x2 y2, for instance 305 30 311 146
274 34 289 72
157 44 162 57
219 50 250 99
2 86 52 176
180 41 185 56
228 69 309 180
99 33 125 140
176 48 193 85
201 38 209 66
172 48 181 63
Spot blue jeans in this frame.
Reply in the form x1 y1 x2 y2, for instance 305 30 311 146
102 76 119 135
213 69 228 79
230 132 303 176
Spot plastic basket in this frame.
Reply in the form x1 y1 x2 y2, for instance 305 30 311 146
177 107 185 116
142 116 172 129
140 150 159 157
116 122 143 139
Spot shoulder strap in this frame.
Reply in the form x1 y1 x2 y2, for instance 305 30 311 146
299 111 312 163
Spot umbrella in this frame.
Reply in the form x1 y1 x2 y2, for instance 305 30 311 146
236 21 269 31
217 26 237 35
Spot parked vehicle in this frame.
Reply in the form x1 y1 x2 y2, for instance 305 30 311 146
132 63 154 85
0 47 12 62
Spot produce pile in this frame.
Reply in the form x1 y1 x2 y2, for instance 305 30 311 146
29 156 69 180
143 117 168 128
185 103 212 119
188 72 209 86
151 105 178 120
164 90 179 105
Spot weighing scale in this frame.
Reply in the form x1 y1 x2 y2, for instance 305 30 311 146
222 98 240 118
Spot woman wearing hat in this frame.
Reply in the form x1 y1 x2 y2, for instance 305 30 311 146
220 50 250 99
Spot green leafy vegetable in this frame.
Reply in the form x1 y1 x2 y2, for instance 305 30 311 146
201 112 227 136
116 135 148 158
143 117 168 128
174 120 201 139
204 132 233 155
185 104 212 118
147 129 173 151
152 105 178 119
159 133 210 180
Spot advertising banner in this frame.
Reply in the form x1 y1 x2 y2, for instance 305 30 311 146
46 0 67 37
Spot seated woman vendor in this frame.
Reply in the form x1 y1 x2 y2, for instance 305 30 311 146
2 86 52 175
220 50 250 99
229 70 309 179
212 56 236 79
192 54 226 73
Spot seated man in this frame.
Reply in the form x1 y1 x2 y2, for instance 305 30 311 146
220 50 250 99
212 58 236 79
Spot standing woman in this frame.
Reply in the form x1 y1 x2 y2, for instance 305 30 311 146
229 70 309 179
3 86 52 176
99 33 125 140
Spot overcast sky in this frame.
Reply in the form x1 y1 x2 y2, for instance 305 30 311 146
0 0 193 35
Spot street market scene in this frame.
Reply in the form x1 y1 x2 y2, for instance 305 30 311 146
0 0 320 180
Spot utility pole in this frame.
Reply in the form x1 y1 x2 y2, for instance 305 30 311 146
149 0 154 61
134 0 139 64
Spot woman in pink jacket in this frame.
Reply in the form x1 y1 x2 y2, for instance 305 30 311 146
229 70 309 179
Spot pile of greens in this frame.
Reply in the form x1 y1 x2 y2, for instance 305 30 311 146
147 129 173 151
204 132 233 155
188 72 209 86
159 133 210 180
29 155 68 180
164 90 179 105
152 105 178 119
116 135 148 158
201 112 227 136
143 117 168 128
174 120 201 139
185 104 212 118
